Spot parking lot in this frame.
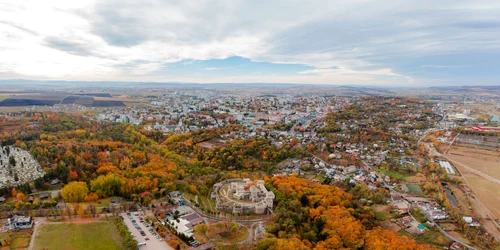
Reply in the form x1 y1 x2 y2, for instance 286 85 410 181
120 212 173 250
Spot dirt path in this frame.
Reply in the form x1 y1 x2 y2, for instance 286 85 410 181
28 218 45 250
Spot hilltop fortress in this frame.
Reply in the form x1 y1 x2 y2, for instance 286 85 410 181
211 178 275 214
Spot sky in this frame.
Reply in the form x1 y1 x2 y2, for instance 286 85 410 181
1 0 500 86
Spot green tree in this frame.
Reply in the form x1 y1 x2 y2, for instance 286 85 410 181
228 221 239 232
90 174 123 198
194 224 208 234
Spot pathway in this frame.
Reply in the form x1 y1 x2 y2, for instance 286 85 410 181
28 217 45 250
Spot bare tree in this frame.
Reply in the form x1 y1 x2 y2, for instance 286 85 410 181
89 204 97 218
38 207 46 218
66 207 72 219
110 205 118 216
120 200 127 213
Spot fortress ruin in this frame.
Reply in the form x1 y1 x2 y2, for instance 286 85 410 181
211 178 275 214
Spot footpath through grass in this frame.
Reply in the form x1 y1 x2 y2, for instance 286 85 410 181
34 221 124 250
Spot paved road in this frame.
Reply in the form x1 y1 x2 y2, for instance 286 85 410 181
121 212 173 250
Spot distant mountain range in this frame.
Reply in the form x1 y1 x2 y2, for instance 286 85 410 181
1 79 499 96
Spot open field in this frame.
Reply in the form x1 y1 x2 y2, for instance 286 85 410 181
405 183 423 194
464 174 500 218
0 231 31 250
444 145 500 218
33 221 124 250
77 93 112 97
446 146 500 180
372 204 396 221
374 166 411 181
94 97 145 103
61 95 94 105
0 92 128 107
399 229 451 248
380 220 401 232
406 173 427 183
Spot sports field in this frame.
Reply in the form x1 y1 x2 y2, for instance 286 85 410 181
33 221 124 250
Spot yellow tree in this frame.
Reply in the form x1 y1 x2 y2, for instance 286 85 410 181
16 192 25 202
61 181 89 203
189 185 197 195
194 224 208 234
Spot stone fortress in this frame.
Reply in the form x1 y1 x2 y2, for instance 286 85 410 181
211 178 275 214
0 146 45 188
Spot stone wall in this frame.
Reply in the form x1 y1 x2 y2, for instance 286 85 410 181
211 178 274 214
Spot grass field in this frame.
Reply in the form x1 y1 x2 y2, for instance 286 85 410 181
184 192 217 213
405 183 423 194
372 204 395 221
10 237 30 248
94 97 146 103
375 167 411 181
0 231 32 250
399 229 451 247
34 221 124 250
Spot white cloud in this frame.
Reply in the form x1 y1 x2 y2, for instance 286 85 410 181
299 67 403 78
0 0 499 85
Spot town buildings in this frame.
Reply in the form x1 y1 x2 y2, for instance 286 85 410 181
9 215 33 230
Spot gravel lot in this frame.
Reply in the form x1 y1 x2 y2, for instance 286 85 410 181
120 212 173 250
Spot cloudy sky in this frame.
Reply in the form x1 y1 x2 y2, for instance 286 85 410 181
1 0 499 86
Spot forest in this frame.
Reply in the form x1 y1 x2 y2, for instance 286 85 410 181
256 176 434 249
